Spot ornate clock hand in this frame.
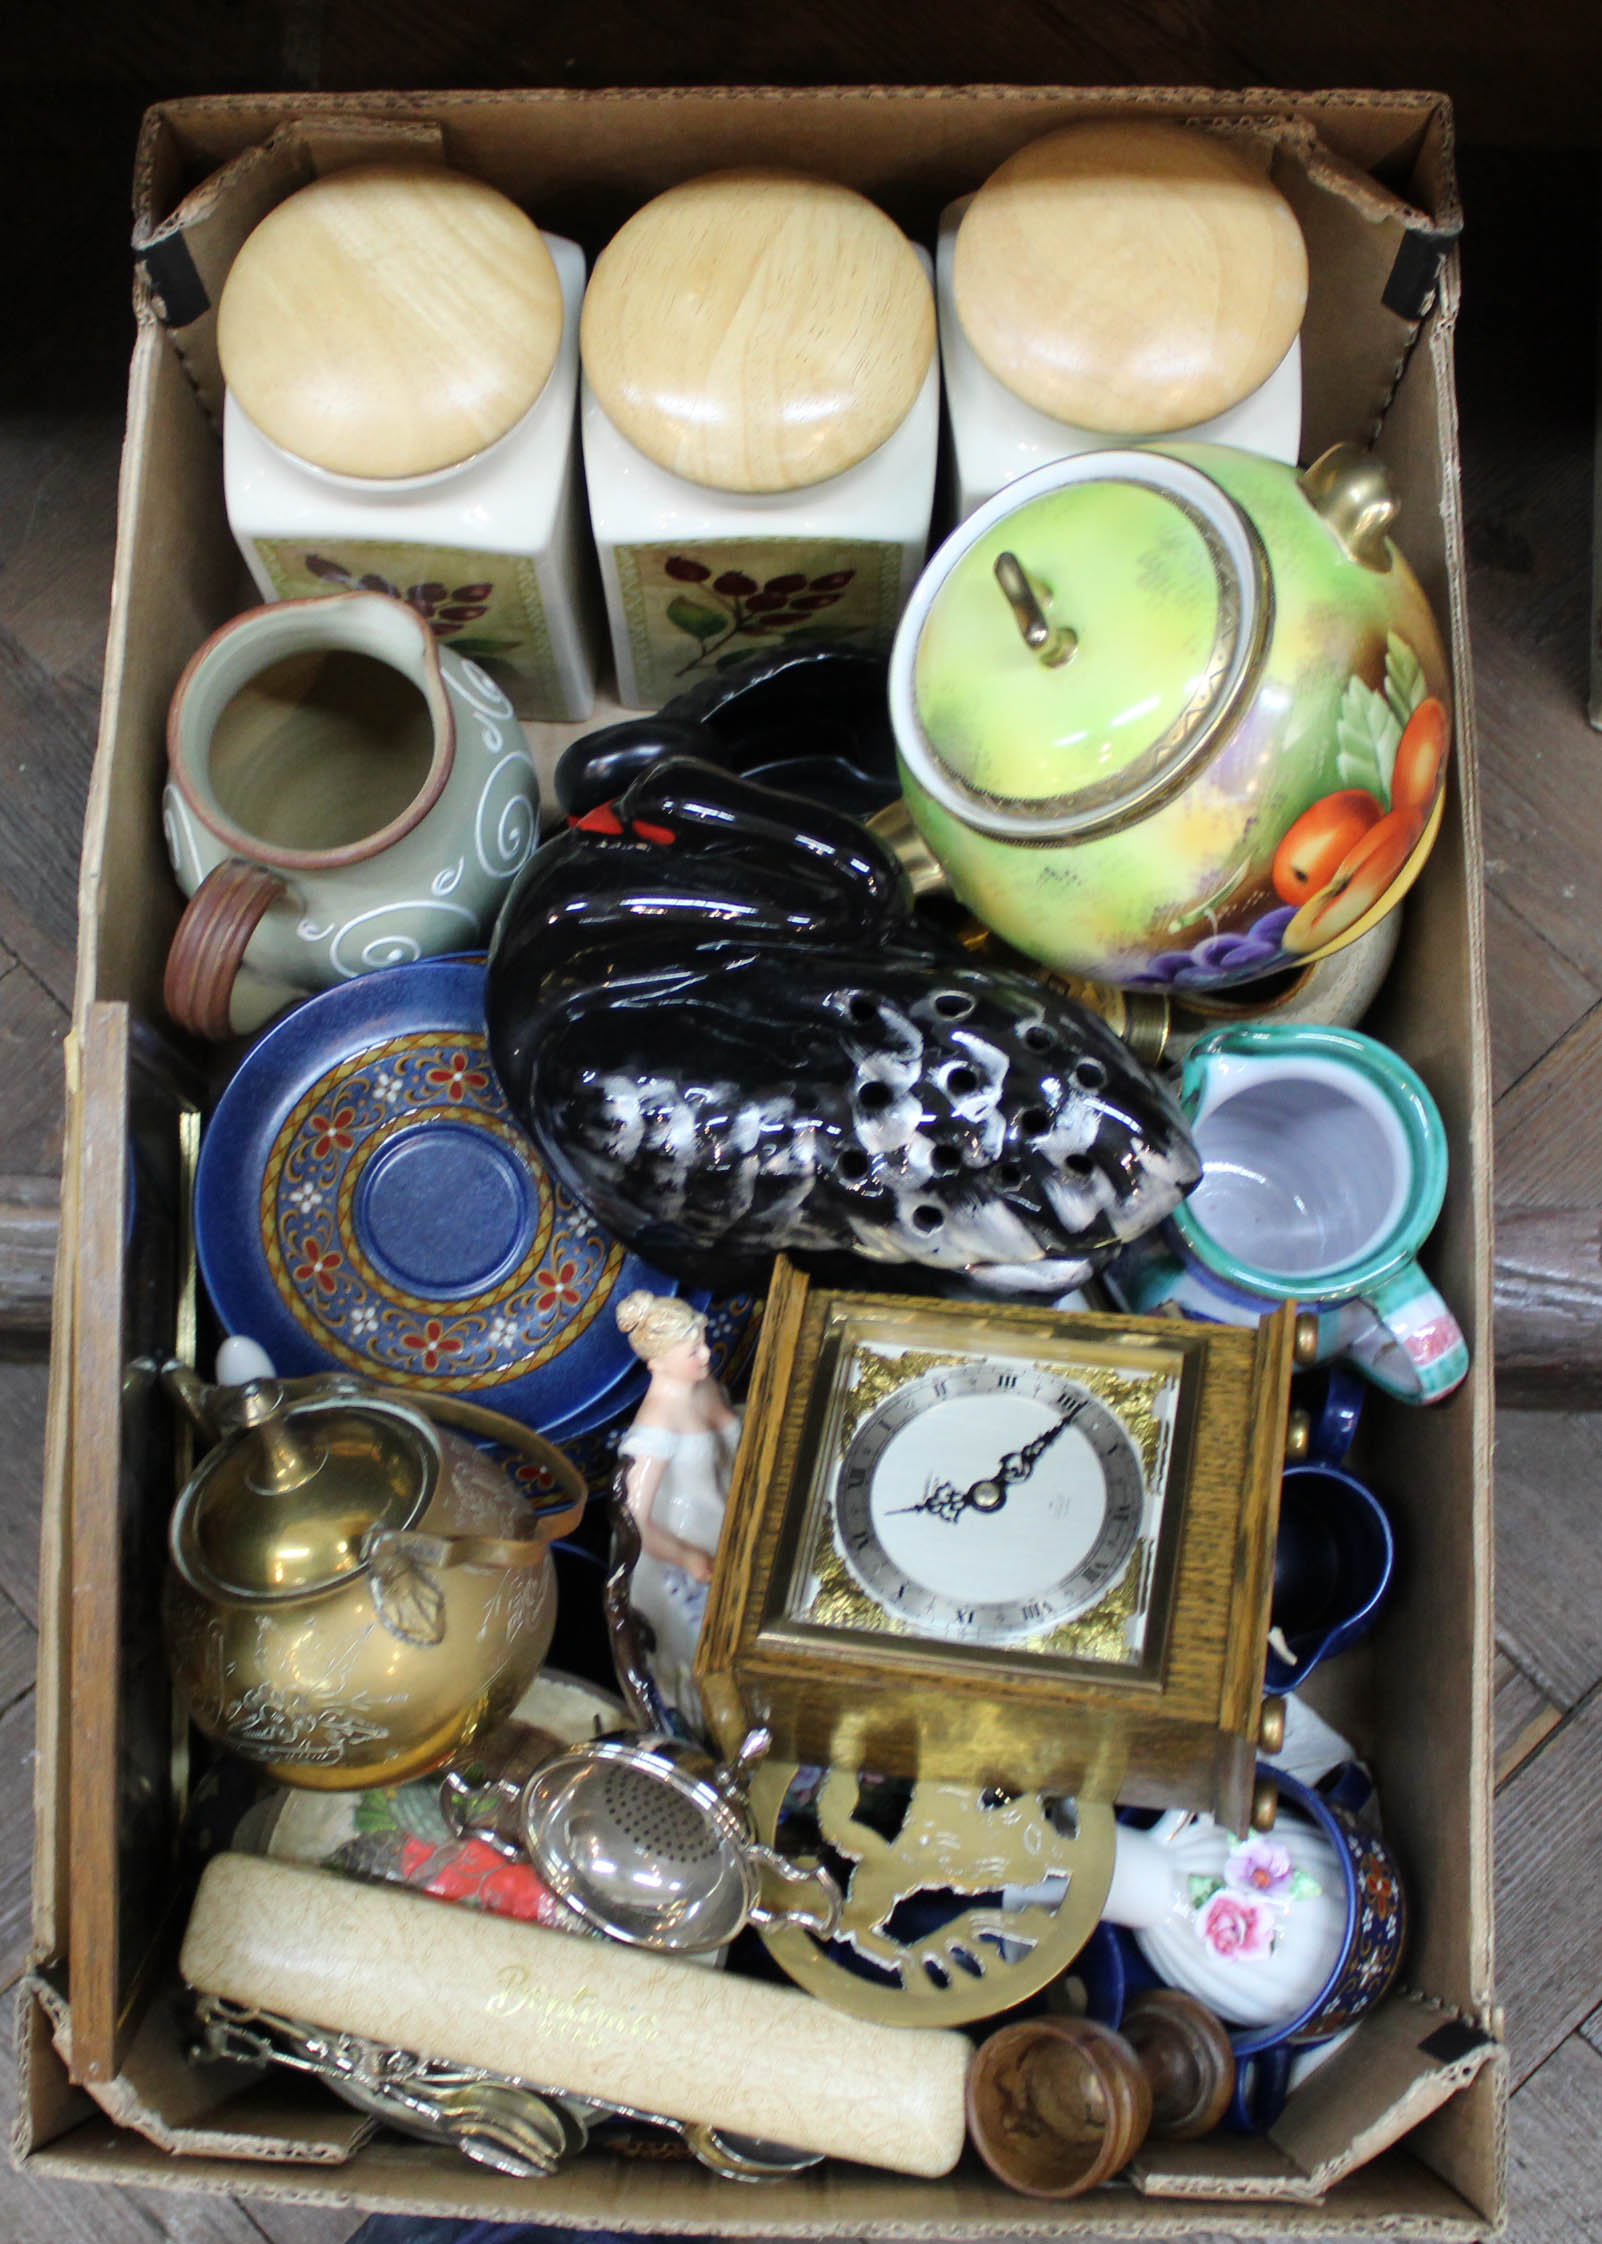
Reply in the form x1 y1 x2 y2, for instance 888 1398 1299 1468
1004 1399 1087 1477
965 1397 1086 1512
890 1471 979 1525
888 1397 1088 1520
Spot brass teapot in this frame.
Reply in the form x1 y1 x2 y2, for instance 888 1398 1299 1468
162 1362 585 1790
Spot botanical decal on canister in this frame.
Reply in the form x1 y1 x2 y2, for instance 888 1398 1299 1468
614 540 903 707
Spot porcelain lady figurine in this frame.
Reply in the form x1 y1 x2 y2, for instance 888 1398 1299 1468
611 1292 742 1729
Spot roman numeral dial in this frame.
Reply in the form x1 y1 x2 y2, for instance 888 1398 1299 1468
826 1356 1151 1646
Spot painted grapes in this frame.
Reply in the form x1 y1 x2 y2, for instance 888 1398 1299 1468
661 555 860 677
303 553 513 660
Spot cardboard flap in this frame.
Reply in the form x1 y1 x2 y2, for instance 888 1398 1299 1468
134 114 448 422
67 1003 204 2082
11 1977 98 2166
29 1031 82 1975
1274 129 1458 457
27 1972 370 2164
1131 1993 1499 2201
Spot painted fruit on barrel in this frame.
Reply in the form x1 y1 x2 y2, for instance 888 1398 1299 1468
896 442 1452 993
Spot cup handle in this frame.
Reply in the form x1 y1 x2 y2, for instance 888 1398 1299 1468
1307 1363 1366 1465
163 859 286 1039
382 1389 587 1541
1342 1262 1470 1404
1319 1760 1376 1816
746 1845 842 1940
1227 2043 1293 2132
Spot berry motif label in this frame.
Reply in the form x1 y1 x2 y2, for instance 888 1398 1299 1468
612 540 905 708
252 538 562 704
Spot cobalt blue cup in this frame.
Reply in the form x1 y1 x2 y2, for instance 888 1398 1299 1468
1266 1462 1396 1695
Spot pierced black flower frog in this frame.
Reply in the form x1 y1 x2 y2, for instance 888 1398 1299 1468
485 760 1200 1295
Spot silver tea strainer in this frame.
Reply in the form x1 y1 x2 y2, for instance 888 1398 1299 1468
450 1725 840 1954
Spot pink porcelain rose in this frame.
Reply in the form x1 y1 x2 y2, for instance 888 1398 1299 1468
1196 1886 1277 1961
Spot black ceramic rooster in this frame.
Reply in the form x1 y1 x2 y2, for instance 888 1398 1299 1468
486 761 1200 1294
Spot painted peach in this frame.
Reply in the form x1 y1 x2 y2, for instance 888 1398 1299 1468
1272 790 1384 906
1391 697 1450 815
1283 804 1428 954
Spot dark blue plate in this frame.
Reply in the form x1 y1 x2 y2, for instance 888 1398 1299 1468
195 957 698 1438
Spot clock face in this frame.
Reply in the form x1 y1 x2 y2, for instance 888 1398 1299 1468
789 1335 1181 1662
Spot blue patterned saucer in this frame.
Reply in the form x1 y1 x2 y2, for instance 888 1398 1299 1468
195 957 695 1436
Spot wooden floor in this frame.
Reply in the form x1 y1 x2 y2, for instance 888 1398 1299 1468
1 29 1600 2242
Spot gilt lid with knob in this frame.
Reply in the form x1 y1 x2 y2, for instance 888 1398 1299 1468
579 168 935 494
218 163 566 480
953 121 1308 435
893 445 1271 843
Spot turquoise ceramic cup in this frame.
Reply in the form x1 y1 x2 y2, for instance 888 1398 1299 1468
1120 1023 1469 1404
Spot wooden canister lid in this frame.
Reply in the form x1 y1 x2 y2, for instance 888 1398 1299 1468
953 121 1308 434
218 163 564 479
580 169 935 493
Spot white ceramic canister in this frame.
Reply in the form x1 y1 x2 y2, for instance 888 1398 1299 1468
940 122 1307 519
218 162 599 722
161 592 538 1039
579 169 939 710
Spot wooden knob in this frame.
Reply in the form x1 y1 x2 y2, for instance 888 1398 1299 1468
953 121 1307 434
580 169 934 493
966 2015 1151 2198
218 164 565 479
1120 1989 1236 2141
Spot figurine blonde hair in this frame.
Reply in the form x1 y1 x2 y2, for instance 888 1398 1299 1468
616 1289 709 1363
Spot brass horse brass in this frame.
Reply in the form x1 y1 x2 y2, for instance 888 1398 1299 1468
746 1754 1115 2027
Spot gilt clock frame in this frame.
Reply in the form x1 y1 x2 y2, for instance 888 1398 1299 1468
696 1257 1296 1826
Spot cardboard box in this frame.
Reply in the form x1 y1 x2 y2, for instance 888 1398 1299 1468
18 86 1504 2233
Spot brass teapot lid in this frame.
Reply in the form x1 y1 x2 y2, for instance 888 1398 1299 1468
171 1379 439 1603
